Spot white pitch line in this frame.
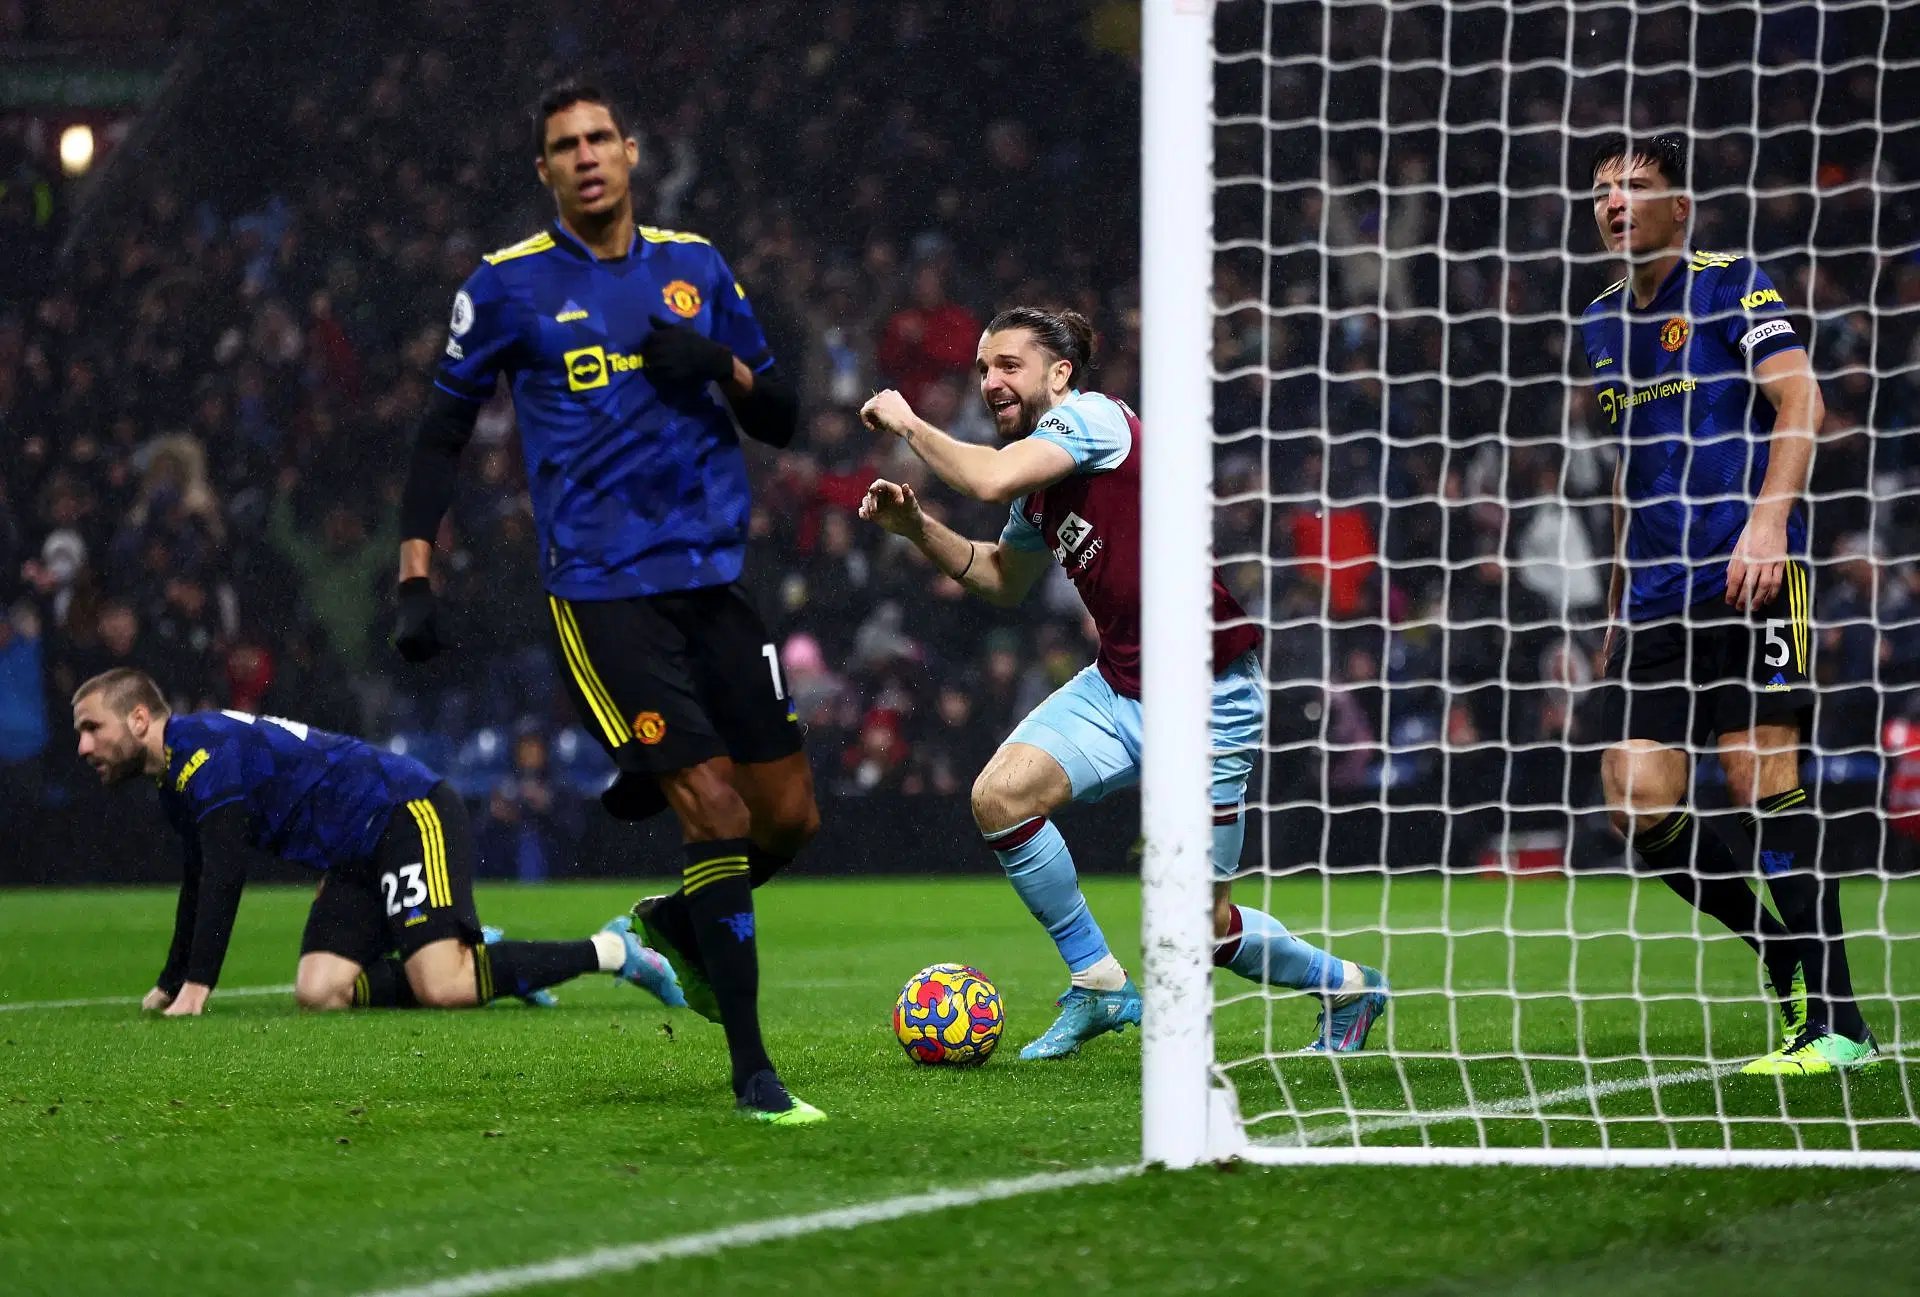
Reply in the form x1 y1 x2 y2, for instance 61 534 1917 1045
350 1165 1138 1297
0 984 294 1013
1262 1037 1920 1148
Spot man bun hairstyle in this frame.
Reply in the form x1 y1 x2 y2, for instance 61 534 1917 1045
72 666 169 717
987 305 1097 386
532 78 628 158
1588 130 1690 190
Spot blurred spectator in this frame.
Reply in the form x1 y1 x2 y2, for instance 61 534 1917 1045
0 600 47 833
475 729 582 881
877 263 982 408
267 468 395 675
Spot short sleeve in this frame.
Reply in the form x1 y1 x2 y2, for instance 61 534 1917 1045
1000 498 1049 552
171 740 246 822
1715 260 1803 368
435 263 522 403
1029 395 1131 473
707 249 774 373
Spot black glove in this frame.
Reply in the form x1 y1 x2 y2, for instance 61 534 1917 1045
641 315 736 386
393 577 446 663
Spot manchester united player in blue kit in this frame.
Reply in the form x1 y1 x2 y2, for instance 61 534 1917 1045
71 668 683 1016
1580 132 1875 1074
392 82 822 1123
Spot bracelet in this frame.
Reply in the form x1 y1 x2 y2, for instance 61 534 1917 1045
954 544 976 582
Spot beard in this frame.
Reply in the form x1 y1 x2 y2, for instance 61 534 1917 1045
995 390 1050 442
93 745 147 785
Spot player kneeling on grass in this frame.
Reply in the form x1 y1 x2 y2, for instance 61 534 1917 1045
858 305 1386 1059
71 667 685 1017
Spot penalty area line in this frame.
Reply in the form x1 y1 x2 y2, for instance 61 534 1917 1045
349 1164 1139 1297
0 984 295 1013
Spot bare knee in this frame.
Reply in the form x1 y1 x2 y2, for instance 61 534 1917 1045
664 760 753 841
1719 750 1757 809
1212 886 1235 940
1602 741 1689 836
410 976 478 1010
294 974 354 1012
971 745 1069 836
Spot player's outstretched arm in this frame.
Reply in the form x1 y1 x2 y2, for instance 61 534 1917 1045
859 479 1049 608
860 389 1073 504
161 805 253 1017
1727 349 1823 612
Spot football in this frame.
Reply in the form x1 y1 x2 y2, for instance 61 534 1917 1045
892 963 1004 1066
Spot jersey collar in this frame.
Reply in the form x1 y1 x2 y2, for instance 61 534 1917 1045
1631 255 1689 312
548 219 638 264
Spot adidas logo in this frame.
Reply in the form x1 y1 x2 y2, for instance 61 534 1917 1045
555 300 589 323
1764 672 1790 691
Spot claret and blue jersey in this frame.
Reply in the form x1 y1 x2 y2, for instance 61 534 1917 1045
1579 250 1809 621
436 222 775 600
158 710 439 870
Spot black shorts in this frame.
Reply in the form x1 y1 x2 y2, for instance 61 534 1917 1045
545 582 803 777
300 782 482 966
1601 561 1815 748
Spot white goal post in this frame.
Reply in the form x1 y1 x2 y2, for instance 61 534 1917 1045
1140 0 1920 1169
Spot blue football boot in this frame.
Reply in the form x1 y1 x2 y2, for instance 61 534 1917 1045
1300 966 1389 1053
1019 979 1144 1060
480 925 558 1007
603 915 687 1008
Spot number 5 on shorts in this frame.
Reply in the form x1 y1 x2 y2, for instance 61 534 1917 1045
1763 619 1790 669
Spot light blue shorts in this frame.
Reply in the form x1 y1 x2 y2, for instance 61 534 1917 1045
1005 651 1264 866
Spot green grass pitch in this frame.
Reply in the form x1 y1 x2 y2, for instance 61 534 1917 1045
5 875 1920 1295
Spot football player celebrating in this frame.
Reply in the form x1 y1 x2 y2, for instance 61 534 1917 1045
71 668 682 1016
858 306 1387 1059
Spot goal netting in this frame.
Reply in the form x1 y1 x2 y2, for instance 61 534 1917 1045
1139 0 1920 1167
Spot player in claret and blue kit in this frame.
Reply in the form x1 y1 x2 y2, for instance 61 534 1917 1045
1580 131 1876 1074
392 81 822 1123
858 306 1387 1059
70 668 682 1017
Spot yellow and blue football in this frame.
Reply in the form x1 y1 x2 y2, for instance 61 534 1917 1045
893 963 1004 1066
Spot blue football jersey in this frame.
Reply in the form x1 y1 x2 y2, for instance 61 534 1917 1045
435 222 775 600
1579 251 1809 621
158 711 440 870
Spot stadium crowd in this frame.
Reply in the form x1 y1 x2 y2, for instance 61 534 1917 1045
1 0 1914 876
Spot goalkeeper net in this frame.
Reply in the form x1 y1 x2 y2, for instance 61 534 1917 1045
1141 0 1920 1167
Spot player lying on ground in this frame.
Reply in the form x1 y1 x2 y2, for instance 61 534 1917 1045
858 305 1387 1059
71 668 684 1017
391 81 822 1124
1582 131 1875 1074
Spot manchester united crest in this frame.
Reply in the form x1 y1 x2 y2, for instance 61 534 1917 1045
633 711 667 744
1659 317 1690 352
661 280 703 319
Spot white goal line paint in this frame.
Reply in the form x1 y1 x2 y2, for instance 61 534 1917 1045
1246 1036 1920 1159
0 984 295 1013
350 1165 1139 1297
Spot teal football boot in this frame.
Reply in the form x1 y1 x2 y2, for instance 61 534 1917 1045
601 915 686 1008
1301 966 1389 1053
1018 979 1144 1060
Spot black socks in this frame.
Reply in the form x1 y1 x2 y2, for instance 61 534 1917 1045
1632 810 1801 1001
351 958 419 1008
1751 789 1866 1042
682 838 772 1093
478 941 600 1002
